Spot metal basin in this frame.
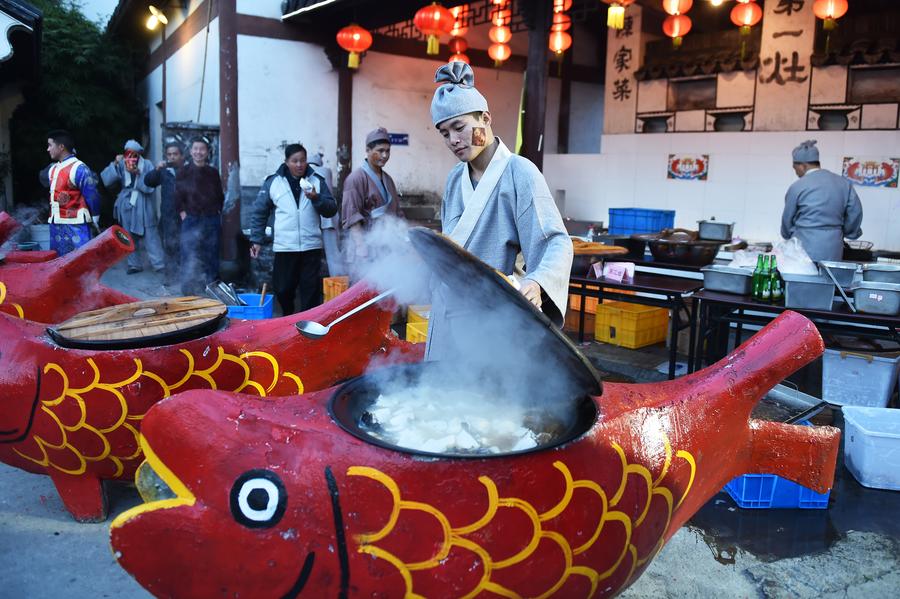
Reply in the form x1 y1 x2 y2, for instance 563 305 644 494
863 264 900 285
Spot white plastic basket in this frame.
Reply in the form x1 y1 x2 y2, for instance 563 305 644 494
842 406 900 491
822 349 900 408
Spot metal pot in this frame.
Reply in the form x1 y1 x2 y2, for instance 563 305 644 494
697 220 734 242
328 362 599 459
596 234 647 260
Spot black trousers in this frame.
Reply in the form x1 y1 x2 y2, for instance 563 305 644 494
273 249 323 315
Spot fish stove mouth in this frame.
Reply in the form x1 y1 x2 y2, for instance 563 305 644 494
110 438 196 531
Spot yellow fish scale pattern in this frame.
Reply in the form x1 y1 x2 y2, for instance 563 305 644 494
14 347 304 477
348 438 696 599
0 282 25 318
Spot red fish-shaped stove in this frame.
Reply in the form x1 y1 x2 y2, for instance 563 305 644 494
0 283 421 521
0 226 137 322
110 311 840 598
0 211 22 246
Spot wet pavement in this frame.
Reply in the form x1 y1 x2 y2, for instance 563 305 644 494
1 263 899 597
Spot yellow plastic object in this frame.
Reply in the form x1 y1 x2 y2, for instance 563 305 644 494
323 276 349 302
407 305 431 324
594 301 669 349
406 321 429 344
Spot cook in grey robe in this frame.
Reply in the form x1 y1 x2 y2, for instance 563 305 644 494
781 168 863 262
101 156 165 272
425 139 573 361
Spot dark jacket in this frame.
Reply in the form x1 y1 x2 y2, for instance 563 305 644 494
144 164 183 211
174 163 224 216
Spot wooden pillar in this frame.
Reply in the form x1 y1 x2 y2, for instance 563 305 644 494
336 65 353 202
521 0 551 169
557 41 573 154
218 0 239 263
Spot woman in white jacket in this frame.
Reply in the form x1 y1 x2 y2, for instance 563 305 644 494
249 144 337 314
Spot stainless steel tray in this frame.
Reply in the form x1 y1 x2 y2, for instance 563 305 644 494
850 281 900 316
701 265 752 295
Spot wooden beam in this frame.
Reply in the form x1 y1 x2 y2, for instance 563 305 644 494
558 42 573 154
219 0 240 263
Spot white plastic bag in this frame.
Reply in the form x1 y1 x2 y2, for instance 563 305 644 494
773 237 818 275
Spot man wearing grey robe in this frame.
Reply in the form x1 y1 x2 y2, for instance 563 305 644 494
425 62 572 361
781 140 863 262
101 140 165 274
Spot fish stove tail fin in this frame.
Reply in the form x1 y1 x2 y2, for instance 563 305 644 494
746 419 841 494
703 310 825 418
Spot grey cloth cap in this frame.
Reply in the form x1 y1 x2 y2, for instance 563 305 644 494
430 62 489 127
792 139 819 163
308 151 324 166
124 139 144 153
365 127 390 147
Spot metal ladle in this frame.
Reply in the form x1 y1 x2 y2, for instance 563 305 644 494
820 262 857 313
295 288 395 339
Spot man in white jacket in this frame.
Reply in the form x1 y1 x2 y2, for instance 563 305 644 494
249 143 337 314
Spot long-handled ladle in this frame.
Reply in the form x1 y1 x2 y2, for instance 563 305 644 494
295 288 395 339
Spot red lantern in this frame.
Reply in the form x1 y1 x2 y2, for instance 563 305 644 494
413 2 454 55
488 42 511 66
553 0 573 12
448 36 468 54
335 24 372 69
549 30 572 56
730 1 762 34
489 25 512 44
492 8 512 26
602 1 635 30
813 0 849 30
663 14 692 48
662 0 693 15
449 5 468 37
551 12 572 32
448 52 469 64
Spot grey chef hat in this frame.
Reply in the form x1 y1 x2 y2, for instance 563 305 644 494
124 139 144 153
430 62 489 127
792 140 819 163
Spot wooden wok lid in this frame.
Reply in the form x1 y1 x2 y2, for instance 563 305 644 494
407 227 603 398
48 296 227 350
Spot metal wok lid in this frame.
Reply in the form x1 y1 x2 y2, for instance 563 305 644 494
407 227 603 397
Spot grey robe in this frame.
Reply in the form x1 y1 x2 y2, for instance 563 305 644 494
101 157 165 270
425 141 573 361
781 168 863 262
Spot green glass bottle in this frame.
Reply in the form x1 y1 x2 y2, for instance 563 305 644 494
752 254 765 299
760 255 772 302
770 256 783 303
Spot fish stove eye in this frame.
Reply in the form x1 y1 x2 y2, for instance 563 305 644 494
230 470 287 529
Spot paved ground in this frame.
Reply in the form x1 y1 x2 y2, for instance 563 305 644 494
1 260 898 597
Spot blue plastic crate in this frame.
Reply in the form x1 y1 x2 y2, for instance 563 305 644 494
608 208 675 235
226 293 274 320
723 420 831 509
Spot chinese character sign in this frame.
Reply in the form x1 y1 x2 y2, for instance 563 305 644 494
754 0 815 130
604 4 642 134
842 157 900 188
667 155 710 181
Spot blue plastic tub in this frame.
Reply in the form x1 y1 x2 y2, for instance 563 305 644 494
723 420 831 509
608 208 675 235
226 293 274 320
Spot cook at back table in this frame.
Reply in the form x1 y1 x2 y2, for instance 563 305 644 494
781 140 863 262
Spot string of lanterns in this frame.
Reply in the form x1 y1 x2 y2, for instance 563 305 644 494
488 0 512 67
662 0 693 49
448 5 469 63
549 0 572 57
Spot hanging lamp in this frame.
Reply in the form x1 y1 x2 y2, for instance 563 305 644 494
335 24 373 69
413 2 454 55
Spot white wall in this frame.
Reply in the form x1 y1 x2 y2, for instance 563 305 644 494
237 0 282 19
140 17 221 161
543 130 900 251
352 51 528 196
236 35 339 186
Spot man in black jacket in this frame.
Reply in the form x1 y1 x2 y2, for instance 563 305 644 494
144 141 186 286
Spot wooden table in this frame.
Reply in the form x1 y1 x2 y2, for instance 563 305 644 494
692 289 900 372
569 274 704 379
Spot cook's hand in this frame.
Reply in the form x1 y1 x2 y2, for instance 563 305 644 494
179 211 187 221
304 188 318 200
520 279 542 309
250 243 261 259
157 160 167 169
115 154 124 164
